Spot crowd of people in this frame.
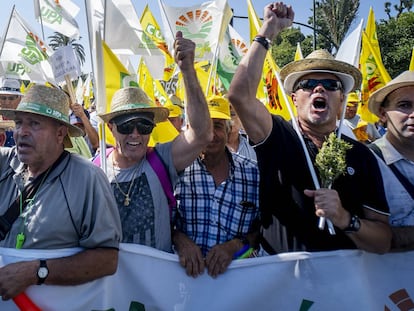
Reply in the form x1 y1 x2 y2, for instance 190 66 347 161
0 1 412 301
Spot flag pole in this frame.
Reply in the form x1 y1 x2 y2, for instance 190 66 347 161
276 71 336 235
35 0 46 41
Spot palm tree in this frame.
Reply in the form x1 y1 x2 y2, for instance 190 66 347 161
48 32 86 67
312 0 360 52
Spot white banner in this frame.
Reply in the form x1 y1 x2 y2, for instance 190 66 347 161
1 244 413 310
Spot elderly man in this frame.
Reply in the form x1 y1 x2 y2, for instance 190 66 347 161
173 96 260 278
96 31 212 252
228 2 391 254
0 77 23 147
368 70 414 251
0 84 122 300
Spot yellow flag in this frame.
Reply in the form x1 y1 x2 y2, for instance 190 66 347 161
247 0 292 120
294 42 303 61
139 4 176 81
137 58 179 145
410 47 414 71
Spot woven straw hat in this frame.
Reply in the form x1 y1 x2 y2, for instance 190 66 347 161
0 115 14 129
0 84 83 138
280 49 362 94
207 96 231 120
0 78 22 96
368 70 414 117
99 86 169 123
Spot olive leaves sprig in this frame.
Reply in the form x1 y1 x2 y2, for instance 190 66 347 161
315 132 352 189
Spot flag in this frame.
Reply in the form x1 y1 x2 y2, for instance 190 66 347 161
158 0 233 63
359 8 391 123
104 0 154 56
140 4 175 81
0 7 54 83
335 19 363 67
34 0 80 39
217 25 249 90
294 42 303 61
410 47 414 71
247 0 292 120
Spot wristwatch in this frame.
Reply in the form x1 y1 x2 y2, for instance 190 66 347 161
37 260 49 285
344 214 361 233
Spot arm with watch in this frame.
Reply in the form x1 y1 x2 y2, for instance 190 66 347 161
0 248 118 300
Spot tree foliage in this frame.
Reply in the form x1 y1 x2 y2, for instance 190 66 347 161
48 32 86 67
377 11 414 77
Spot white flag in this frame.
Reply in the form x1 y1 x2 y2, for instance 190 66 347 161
104 0 153 56
34 0 80 39
336 19 364 67
0 8 54 83
159 0 233 62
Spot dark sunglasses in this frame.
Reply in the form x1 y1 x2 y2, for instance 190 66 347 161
294 79 342 92
116 119 155 135
0 95 19 101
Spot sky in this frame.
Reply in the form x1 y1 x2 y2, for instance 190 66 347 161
0 0 401 74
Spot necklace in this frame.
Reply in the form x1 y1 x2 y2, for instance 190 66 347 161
111 154 143 206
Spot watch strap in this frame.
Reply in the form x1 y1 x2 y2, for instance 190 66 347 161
253 35 271 50
344 214 361 233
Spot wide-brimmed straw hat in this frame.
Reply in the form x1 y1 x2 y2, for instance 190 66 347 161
0 84 84 139
0 78 23 96
207 96 231 120
280 49 362 94
99 86 169 123
368 70 414 117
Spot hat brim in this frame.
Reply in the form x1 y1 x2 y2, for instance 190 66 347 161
280 58 362 94
0 108 84 137
0 90 22 96
368 81 414 117
98 107 169 124
210 111 231 120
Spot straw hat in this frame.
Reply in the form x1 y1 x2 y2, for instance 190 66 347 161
0 84 83 138
0 78 22 96
280 49 362 94
0 115 14 129
207 96 231 120
368 70 414 117
99 86 169 123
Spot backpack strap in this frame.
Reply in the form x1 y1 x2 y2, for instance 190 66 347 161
369 143 414 200
146 147 176 219
92 147 114 167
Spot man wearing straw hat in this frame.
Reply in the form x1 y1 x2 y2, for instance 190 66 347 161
0 84 121 300
173 96 260 278
0 77 23 147
367 70 414 251
228 2 391 254
97 32 212 252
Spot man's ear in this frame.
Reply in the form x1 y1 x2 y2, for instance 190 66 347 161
378 106 388 123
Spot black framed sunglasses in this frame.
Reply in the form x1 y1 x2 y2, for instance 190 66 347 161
294 79 342 92
116 118 155 135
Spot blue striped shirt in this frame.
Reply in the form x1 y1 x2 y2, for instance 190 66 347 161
174 150 260 256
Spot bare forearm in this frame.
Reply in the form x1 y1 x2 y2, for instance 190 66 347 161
45 248 118 285
390 226 414 251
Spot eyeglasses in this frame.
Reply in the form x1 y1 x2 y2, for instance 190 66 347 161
0 95 19 101
294 79 342 92
116 118 155 135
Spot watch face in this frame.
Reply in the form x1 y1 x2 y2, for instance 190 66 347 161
38 267 48 278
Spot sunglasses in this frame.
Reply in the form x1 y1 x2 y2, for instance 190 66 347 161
0 95 19 101
116 118 155 135
294 79 342 92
